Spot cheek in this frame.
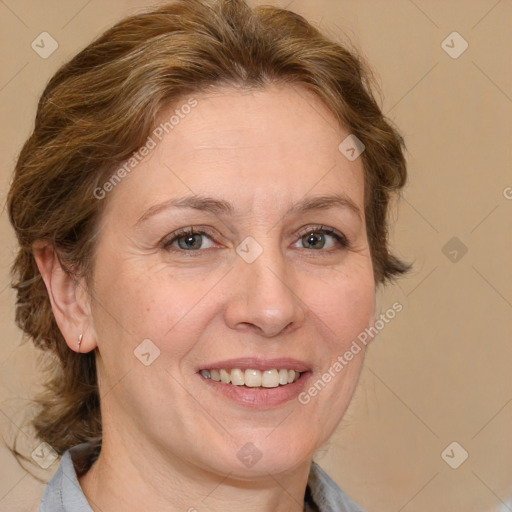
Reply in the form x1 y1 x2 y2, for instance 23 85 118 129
305 267 375 350
91 256 217 362
293 271 373 443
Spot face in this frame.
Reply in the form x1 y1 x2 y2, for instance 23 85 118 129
87 84 375 479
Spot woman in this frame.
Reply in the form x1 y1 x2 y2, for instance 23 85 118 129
7 0 411 510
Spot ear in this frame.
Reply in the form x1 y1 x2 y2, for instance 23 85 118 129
32 241 97 353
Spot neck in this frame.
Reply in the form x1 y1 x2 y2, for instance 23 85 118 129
78 434 312 512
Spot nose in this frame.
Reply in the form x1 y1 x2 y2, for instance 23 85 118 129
223 239 305 338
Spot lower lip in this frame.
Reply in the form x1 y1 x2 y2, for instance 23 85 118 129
199 372 311 408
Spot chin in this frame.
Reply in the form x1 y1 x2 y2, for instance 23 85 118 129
213 430 318 479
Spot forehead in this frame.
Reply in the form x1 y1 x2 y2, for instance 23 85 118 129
103 83 365 221
170 83 357 172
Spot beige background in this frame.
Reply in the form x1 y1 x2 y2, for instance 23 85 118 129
1 1 511 511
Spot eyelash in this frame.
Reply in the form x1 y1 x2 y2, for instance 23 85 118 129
161 225 350 255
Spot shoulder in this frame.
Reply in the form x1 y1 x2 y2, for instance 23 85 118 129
307 462 365 512
38 440 100 512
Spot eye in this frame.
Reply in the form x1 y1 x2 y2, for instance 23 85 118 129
162 225 350 255
293 225 349 251
162 228 215 252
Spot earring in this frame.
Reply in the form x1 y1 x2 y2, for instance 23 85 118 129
77 333 83 353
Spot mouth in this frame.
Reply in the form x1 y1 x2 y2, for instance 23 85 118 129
196 358 311 408
200 368 301 388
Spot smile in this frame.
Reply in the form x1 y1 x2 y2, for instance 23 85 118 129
200 368 301 388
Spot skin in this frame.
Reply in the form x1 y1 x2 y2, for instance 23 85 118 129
34 83 376 511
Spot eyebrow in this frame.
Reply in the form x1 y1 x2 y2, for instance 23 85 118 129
135 192 362 226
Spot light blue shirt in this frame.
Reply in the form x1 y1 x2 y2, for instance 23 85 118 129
39 441 365 512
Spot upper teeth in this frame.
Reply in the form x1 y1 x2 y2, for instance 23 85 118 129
200 368 301 388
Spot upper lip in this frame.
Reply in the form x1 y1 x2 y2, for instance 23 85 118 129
198 357 311 372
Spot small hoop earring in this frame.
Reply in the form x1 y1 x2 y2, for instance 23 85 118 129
77 333 83 353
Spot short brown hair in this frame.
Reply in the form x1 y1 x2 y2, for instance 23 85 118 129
6 0 411 458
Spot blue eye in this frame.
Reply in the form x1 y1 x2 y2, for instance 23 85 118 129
162 225 350 254
163 228 214 251
295 226 349 251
